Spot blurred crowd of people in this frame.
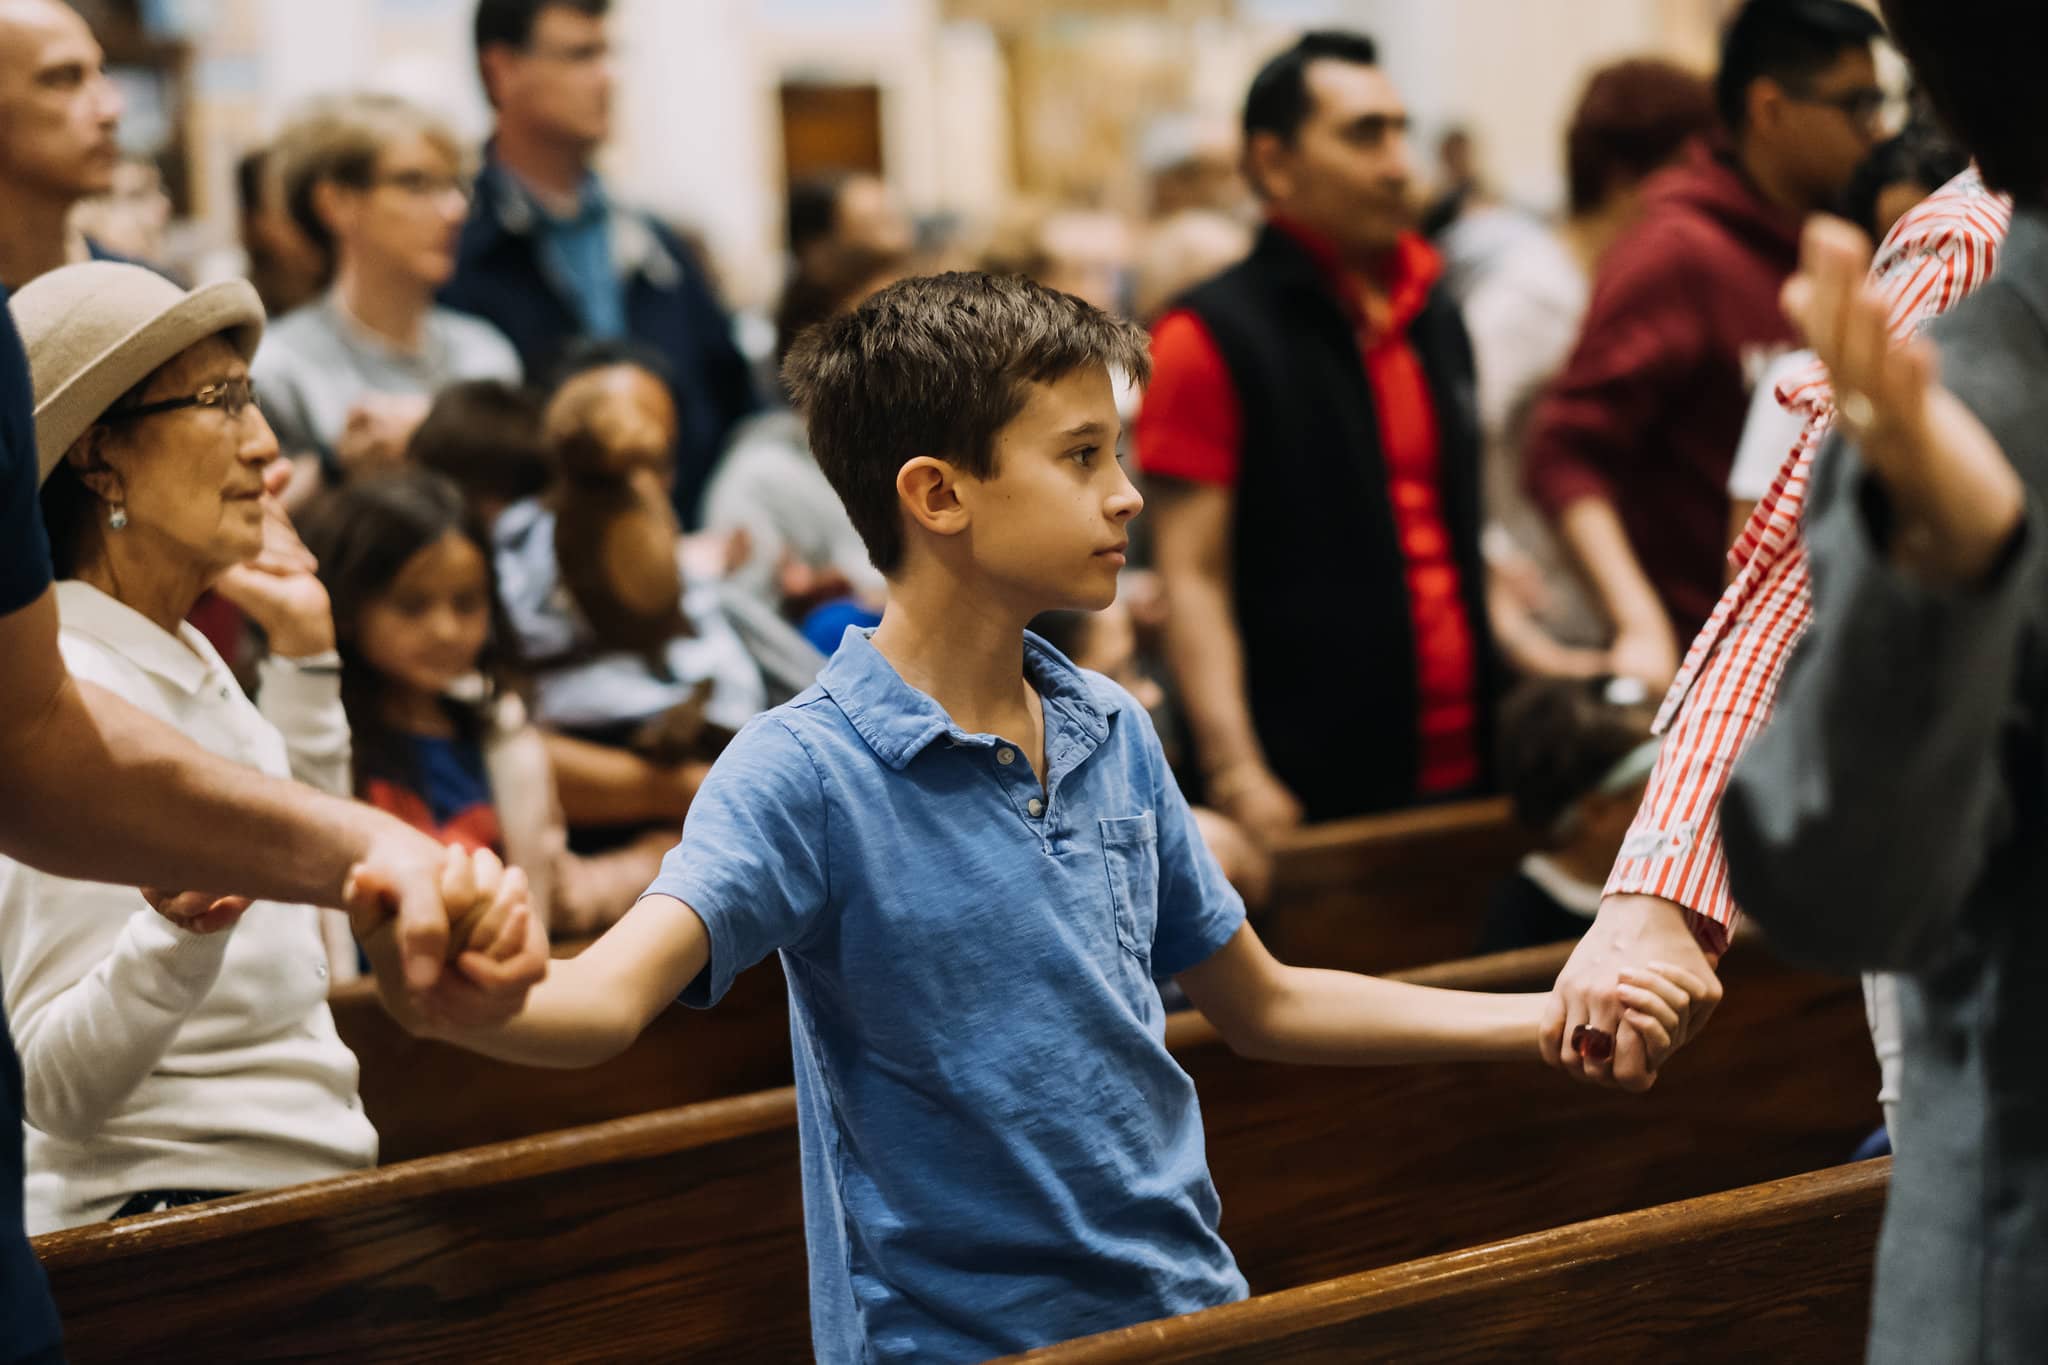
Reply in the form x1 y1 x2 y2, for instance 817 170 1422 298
0 0 1973 954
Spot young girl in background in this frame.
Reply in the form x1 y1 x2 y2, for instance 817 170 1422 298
301 470 664 935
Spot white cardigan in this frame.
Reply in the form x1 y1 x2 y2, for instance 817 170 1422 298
0 582 378 1233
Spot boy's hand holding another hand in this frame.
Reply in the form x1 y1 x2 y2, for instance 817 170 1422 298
347 842 550 1030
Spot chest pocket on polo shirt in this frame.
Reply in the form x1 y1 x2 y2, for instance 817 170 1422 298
1100 814 1159 962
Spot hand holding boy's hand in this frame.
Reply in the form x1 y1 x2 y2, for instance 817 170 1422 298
424 865 549 1029
352 843 549 1030
1543 893 1722 1092
1537 956 1720 1092
141 887 253 935
1783 216 2025 588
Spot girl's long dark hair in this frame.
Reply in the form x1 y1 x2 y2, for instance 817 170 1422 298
298 469 514 797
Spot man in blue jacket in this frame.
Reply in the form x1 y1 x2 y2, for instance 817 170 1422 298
446 0 758 525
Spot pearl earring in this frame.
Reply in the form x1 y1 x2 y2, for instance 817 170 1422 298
108 503 128 531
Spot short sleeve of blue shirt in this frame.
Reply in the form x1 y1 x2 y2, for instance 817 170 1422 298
0 295 53 617
1130 693 1246 977
652 714 831 1007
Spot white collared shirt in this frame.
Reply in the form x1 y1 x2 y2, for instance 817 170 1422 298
0 581 377 1233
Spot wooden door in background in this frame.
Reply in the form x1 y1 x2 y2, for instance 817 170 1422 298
779 82 885 187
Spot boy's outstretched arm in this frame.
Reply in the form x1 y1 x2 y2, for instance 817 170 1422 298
1176 923 1703 1071
378 892 712 1069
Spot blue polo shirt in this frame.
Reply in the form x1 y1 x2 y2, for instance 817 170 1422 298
652 628 1248 1362
0 294 65 1361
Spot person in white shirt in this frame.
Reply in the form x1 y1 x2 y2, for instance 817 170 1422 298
0 265 413 1231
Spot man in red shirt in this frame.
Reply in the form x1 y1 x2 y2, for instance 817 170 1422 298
1139 30 1491 841
1521 0 1885 690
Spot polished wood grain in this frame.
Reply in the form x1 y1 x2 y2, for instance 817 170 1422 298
1193 948 1876 1294
35 1088 812 1364
1263 798 1529 975
42 943 1873 1362
1004 1159 1890 1363
331 955 794 1164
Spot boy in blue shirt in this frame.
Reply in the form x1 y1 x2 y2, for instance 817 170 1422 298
402 272 1708 1361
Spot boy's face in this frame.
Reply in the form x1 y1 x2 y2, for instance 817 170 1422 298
954 366 1142 614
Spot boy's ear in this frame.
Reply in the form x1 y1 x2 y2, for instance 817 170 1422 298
896 456 970 539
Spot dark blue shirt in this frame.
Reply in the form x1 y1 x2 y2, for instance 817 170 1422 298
651 629 1248 1362
0 293 66 1360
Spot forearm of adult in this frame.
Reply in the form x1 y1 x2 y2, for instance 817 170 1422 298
1151 481 1262 777
1557 496 1669 651
2 673 375 906
542 731 700 829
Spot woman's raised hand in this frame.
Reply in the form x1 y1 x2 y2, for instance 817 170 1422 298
213 458 337 658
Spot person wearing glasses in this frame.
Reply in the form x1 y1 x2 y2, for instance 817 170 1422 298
252 93 521 505
0 261 531 1238
446 0 758 529
1521 0 1887 696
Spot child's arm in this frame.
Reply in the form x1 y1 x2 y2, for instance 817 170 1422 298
379 892 711 1069
1177 923 1701 1068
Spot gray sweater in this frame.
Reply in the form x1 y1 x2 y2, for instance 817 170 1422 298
1724 207 2048 1365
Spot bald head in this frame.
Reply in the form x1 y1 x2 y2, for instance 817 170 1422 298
0 0 122 206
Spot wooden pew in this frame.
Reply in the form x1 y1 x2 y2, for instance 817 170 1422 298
1179 944 1877 1293
332 957 794 1164
1262 797 1528 975
337 798 1526 1162
41 945 1876 1362
1004 1159 1890 1363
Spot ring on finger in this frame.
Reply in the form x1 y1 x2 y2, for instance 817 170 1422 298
1570 1024 1616 1065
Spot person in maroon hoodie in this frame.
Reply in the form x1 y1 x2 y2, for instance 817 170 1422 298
1522 0 1885 690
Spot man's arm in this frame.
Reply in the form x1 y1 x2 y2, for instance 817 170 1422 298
0 586 488 992
1522 237 1710 692
1556 498 1678 688
1151 478 1302 842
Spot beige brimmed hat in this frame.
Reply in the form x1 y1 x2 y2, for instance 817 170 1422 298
9 262 264 483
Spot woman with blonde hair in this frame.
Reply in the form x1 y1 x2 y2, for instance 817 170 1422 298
254 93 520 500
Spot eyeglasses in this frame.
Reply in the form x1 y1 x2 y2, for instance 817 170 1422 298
1786 85 1889 130
371 169 471 200
103 376 260 425
525 40 609 66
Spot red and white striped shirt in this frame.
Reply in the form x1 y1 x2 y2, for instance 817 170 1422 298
1603 168 2013 954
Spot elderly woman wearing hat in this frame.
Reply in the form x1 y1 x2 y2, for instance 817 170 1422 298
0 261 389 1232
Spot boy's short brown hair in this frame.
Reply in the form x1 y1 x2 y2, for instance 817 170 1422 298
781 271 1149 575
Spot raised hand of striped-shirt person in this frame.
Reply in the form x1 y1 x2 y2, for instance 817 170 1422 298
1783 215 2024 588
